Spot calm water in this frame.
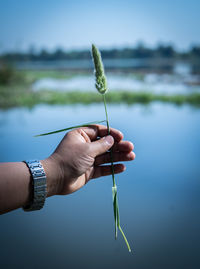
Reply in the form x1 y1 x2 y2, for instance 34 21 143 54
33 73 200 95
0 103 200 269
16 58 175 70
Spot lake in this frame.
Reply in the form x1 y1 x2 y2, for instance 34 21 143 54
0 103 200 269
32 72 200 96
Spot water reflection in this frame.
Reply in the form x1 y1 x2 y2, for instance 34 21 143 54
0 103 200 269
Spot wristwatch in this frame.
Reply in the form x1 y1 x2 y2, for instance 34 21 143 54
23 160 47 211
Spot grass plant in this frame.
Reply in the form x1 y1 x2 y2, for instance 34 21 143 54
35 44 132 252
91 44 131 252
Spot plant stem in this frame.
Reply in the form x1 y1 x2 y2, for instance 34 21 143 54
103 94 116 187
103 93 131 252
103 94 118 238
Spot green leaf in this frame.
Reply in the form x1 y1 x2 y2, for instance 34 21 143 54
116 196 120 227
118 225 131 253
35 120 106 137
112 186 118 239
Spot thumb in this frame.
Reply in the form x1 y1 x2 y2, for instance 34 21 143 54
88 135 114 157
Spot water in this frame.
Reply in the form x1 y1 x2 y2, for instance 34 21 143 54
33 73 200 95
0 103 200 269
15 58 176 70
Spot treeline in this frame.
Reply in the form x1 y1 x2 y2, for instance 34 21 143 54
1 44 200 62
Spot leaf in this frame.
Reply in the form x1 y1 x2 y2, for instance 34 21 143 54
35 120 106 137
118 225 131 253
116 195 120 227
112 186 118 239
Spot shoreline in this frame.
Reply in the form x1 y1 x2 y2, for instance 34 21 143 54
0 88 200 109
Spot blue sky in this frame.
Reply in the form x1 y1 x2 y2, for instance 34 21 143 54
0 0 199 53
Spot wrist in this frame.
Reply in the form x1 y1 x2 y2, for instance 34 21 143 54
41 155 64 197
23 160 47 211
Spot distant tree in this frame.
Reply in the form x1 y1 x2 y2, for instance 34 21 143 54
155 45 175 58
1 43 200 62
39 49 51 60
53 48 65 60
28 45 37 61
134 42 153 58
190 46 200 58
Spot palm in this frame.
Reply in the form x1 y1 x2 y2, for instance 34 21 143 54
53 125 135 195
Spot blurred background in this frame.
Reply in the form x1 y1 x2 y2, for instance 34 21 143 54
0 0 200 268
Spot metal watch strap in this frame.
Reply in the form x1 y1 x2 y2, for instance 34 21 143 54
23 160 47 211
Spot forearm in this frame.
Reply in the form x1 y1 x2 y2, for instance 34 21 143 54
0 162 31 214
0 158 61 214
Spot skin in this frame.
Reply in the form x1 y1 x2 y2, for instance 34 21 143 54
0 125 135 214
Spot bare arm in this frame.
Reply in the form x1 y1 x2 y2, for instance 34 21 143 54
0 125 135 214
0 162 31 214
0 159 62 214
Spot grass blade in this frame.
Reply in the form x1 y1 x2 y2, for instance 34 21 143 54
34 120 106 137
112 186 118 239
118 225 131 252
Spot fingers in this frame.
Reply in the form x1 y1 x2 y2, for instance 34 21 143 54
95 151 135 166
94 140 135 165
112 141 134 152
92 164 126 179
88 135 114 157
81 124 123 142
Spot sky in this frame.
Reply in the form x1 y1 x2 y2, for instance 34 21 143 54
0 0 200 53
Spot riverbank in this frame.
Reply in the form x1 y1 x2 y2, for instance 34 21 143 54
1 69 200 108
1 85 200 109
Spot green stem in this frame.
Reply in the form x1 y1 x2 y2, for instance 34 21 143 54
103 93 119 238
103 94 116 187
103 93 131 252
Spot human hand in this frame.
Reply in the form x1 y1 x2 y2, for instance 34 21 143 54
42 125 135 197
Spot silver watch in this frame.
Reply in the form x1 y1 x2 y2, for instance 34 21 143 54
23 160 47 211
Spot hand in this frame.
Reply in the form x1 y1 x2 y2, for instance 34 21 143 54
42 125 135 197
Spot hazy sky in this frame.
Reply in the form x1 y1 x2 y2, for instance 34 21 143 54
0 0 199 53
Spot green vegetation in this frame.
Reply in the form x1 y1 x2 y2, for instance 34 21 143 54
0 64 90 86
1 87 200 109
0 63 23 85
20 70 89 84
0 67 200 109
92 44 131 252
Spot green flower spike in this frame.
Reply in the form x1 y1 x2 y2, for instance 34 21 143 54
92 44 107 94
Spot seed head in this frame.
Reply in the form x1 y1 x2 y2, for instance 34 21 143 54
91 44 107 94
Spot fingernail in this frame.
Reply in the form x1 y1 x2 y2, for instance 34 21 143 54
104 135 114 145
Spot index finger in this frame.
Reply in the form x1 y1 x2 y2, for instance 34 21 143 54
81 124 123 142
